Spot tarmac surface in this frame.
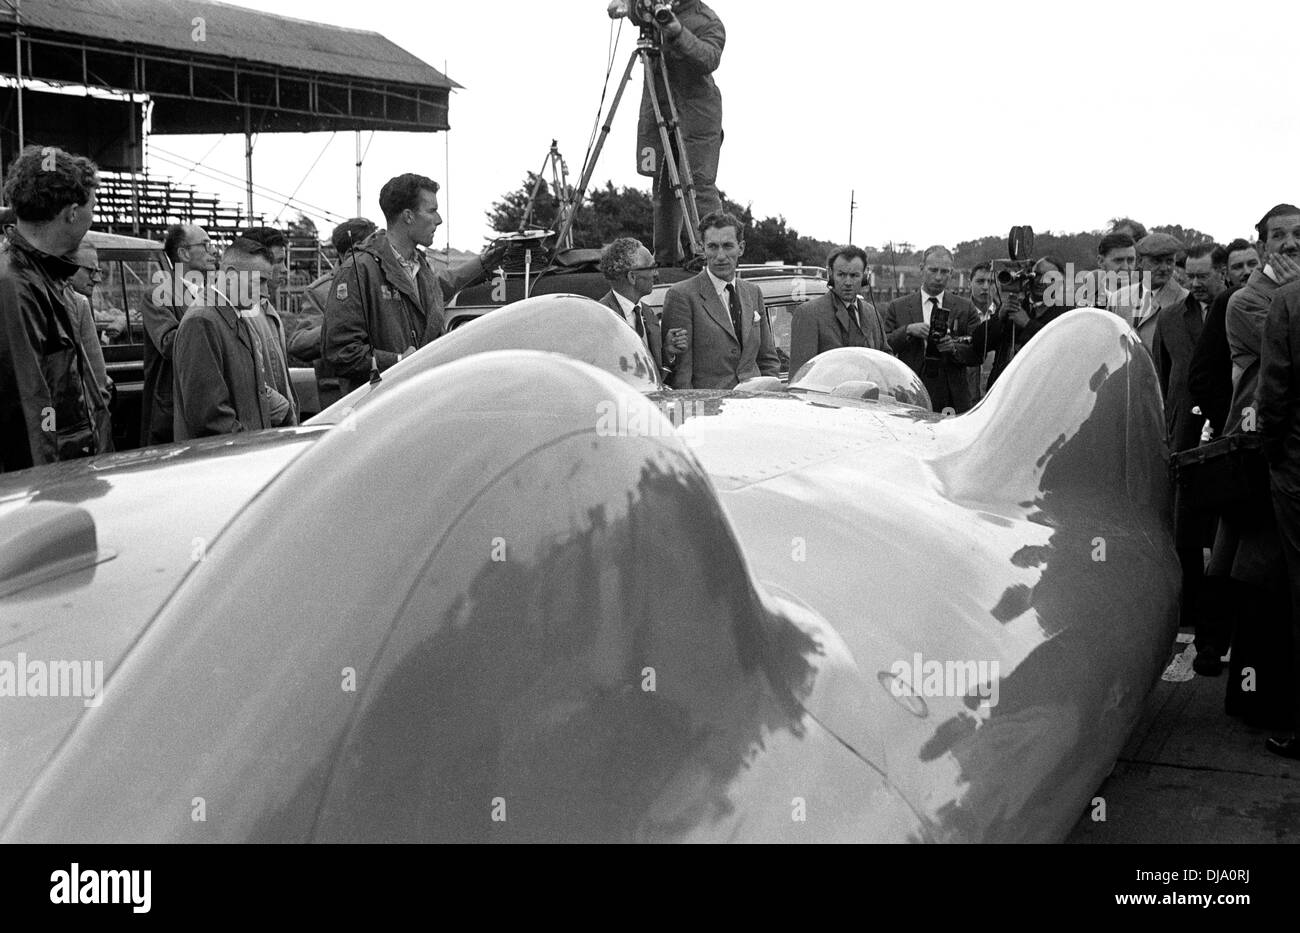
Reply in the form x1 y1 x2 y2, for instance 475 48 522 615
1068 631 1300 843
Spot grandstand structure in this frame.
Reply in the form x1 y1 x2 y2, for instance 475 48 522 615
0 0 457 246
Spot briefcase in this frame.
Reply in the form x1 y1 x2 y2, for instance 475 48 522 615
1169 434 1270 512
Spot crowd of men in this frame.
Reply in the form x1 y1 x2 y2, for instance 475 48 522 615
2 142 1299 760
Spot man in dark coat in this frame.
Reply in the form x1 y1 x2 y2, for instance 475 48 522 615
788 245 890 376
884 245 980 413
323 174 501 395
1259 279 1300 758
142 224 217 446
173 240 285 439
0 145 103 472
613 0 725 267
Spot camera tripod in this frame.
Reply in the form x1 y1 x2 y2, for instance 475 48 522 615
553 29 703 263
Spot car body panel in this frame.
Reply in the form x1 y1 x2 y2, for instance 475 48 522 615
0 301 1177 842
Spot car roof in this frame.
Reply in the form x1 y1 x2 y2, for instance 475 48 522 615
83 230 164 251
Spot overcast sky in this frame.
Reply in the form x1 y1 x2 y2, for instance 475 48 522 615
153 0 1299 253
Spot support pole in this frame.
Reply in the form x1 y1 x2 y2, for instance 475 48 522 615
355 130 362 216
243 106 254 222
15 0 24 152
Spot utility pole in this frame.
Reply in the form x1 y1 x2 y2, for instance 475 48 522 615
848 189 857 243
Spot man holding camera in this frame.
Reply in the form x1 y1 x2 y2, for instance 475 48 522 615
609 0 726 269
788 245 890 376
884 246 980 413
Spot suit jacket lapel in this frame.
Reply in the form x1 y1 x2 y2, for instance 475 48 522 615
698 273 738 343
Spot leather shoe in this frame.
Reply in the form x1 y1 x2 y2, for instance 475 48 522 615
1265 736 1300 760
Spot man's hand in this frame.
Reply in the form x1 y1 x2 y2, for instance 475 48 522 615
656 9 684 39
666 326 688 357
937 334 956 354
478 239 510 271
1272 252 1300 285
397 345 417 362
1008 307 1031 328
905 321 929 340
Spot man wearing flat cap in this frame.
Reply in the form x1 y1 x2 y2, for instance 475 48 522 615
1107 232 1188 354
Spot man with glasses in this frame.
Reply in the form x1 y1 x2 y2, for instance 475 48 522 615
144 224 217 445
1108 232 1188 354
66 243 113 418
597 237 685 378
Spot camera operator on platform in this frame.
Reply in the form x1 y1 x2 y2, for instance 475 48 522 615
608 0 726 269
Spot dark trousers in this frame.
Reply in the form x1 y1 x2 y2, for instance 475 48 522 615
1271 482 1300 728
920 359 971 414
652 132 722 267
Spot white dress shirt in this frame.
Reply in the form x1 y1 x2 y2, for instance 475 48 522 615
920 291 944 325
610 289 642 330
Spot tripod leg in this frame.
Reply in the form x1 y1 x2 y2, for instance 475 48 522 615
653 53 702 244
554 47 641 258
642 50 700 260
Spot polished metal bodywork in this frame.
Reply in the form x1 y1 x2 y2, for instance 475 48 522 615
0 296 1177 843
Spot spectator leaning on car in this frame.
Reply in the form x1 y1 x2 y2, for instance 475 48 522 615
323 173 505 394
0 145 105 472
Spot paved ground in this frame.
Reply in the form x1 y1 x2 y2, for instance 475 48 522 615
1068 632 1300 843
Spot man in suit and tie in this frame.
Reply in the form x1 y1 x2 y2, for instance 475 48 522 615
1154 242 1224 672
597 237 686 379
663 211 780 389
787 245 890 376
883 245 980 413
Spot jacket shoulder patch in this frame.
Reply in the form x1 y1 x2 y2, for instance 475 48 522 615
335 282 348 300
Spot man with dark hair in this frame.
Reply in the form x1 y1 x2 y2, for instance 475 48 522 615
140 223 217 445
230 225 296 426
883 245 980 412
324 174 503 393
1154 242 1224 668
1109 217 1148 242
0 145 103 471
966 261 998 401
1190 238 1262 439
1257 277 1300 758
609 0 725 268
1211 204 1300 722
1225 204 1300 434
968 256 1073 394
173 238 291 439
597 237 683 375
663 211 779 389
788 244 889 375
291 218 378 409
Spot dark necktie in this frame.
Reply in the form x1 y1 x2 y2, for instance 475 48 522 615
726 282 743 343
632 303 645 339
846 298 860 333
